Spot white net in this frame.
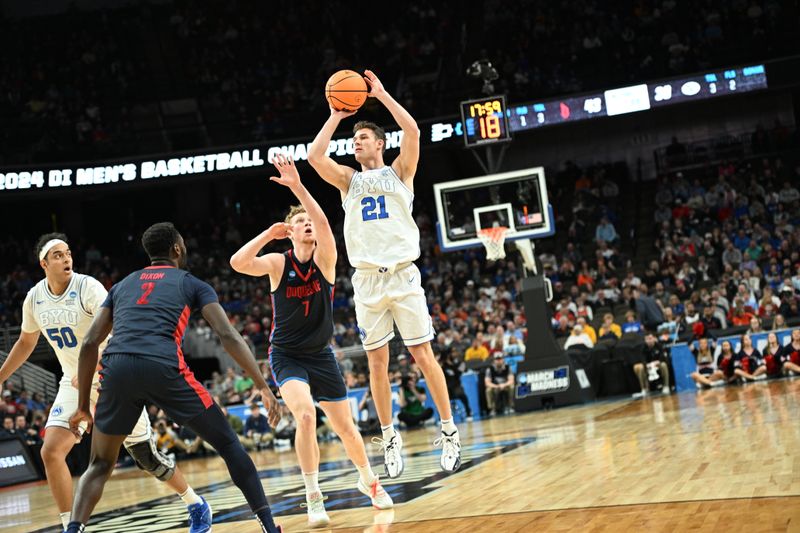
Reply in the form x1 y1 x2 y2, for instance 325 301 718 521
478 226 508 260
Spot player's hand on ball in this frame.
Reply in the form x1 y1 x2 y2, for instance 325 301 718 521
260 387 281 428
329 104 356 119
266 222 291 241
363 70 385 98
69 409 93 439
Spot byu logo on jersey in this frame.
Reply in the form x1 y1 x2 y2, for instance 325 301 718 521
39 309 78 326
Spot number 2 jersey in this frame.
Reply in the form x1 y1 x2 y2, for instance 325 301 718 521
269 250 333 354
342 165 420 269
102 265 218 366
21 273 109 383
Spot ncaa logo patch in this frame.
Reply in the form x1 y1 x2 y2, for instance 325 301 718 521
69 291 77 298
51 405 63 417
288 271 296 279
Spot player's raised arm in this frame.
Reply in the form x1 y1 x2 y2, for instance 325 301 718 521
201 302 280 427
308 108 357 194
364 70 420 185
229 224 290 278
269 154 337 279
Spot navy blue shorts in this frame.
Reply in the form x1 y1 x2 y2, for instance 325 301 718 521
269 347 347 402
95 353 214 435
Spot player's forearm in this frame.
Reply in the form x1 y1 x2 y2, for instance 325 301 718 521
76 343 99 410
219 333 270 390
308 116 341 162
376 92 419 138
0 339 35 383
290 183 331 231
230 230 272 271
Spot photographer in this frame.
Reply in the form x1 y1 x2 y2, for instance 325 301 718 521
441 349 472 420
397 375 434 428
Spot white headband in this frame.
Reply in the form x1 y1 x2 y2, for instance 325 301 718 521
39 239 68 261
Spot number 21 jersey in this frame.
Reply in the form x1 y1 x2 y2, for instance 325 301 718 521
342 166 420 269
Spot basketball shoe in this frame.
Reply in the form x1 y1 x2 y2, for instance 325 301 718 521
187 497 212 533
357 476 394 509
434 429 462 473
372 433 404 478
302 492 330 528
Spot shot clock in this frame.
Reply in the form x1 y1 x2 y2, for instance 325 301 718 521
459 96 511 147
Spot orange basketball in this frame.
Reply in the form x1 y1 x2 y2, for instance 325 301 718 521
325 70 369 112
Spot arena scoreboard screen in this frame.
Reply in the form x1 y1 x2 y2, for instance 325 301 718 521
459 96 511 147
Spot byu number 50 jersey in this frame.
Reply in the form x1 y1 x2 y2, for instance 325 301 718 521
342 166 420 269
21 273 108 382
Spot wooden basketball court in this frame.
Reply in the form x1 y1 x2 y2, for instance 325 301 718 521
4 379 799 532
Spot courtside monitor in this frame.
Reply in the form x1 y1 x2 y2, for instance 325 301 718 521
434 166 554 252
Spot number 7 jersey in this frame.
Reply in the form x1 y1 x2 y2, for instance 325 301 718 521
21 273 109 382
342 166 420 269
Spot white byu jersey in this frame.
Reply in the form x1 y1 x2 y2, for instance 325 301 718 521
21 273 108 382
342 166 420 269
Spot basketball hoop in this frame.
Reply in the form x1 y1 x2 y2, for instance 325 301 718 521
478 226 508 260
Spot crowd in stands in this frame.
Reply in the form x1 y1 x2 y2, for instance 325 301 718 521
1 0 797 163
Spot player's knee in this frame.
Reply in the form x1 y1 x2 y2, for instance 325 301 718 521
297 408 316 429
40 441 67 465
124 439 176 482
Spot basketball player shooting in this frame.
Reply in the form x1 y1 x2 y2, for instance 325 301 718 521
230 154 392 528
308 69 461 478
0 234 211 532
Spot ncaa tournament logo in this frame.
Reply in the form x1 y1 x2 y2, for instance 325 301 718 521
66 289 78 306
288 271 296 279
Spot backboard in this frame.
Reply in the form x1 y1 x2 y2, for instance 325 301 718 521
434 166 554 252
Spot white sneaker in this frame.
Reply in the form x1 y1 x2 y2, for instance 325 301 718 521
754 374 767 381
302 492 329 528
372 433 404 479
433 430 461 473
661 386 670 394
632 390 648 399
357 476 394 509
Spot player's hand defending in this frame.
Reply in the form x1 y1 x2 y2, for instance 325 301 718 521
265 222 291 241
364 70 386 99
260 387 281 428
269 153 303 190
69 408 93 440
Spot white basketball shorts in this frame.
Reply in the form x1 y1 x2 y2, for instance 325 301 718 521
352 262 435 351
47 378 151 444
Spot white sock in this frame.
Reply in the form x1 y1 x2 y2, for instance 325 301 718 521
302 471 321 497
381 424 396 441
440 417 457 435
356 463 377 485
60 512 71 530
179 486 203 506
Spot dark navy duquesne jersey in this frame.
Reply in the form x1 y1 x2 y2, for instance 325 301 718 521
102 265 218 366
269 250 333 354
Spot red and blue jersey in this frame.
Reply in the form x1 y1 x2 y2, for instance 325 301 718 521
101 265 218 367
269 250 333 354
